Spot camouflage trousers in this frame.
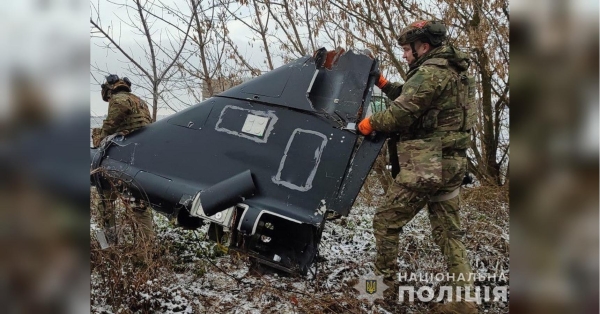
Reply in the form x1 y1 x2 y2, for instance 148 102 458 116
373 154 473 288
98 188 155 244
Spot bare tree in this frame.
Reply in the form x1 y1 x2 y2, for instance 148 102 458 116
91 0 509 185
90 0 198 120
222 0 275 72
142 0 254 100
319 0 509 186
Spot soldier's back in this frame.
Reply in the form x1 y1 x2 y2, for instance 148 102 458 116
110 92 152 134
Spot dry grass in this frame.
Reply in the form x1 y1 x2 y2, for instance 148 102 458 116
91 187 168 312
90 171 509 313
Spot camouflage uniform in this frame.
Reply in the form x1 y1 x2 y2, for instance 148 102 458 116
94 91 152 147
94 76 154 244
369 45 477 290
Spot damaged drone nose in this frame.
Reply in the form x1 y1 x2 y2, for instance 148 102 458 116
322 47 346 69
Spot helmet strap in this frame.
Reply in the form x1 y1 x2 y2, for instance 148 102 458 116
410 42 419 61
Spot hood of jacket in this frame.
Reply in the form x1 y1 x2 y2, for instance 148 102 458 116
410 45 471 73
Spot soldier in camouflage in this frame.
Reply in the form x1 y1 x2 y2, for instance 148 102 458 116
93 75 153 146
93 74 155 247
358 21 478 313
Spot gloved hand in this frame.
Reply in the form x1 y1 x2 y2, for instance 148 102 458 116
370 68 388 89
358 117 374 135
92 128 102 147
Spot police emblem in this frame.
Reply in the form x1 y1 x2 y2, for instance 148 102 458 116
354 275 388 303
366 280 377 294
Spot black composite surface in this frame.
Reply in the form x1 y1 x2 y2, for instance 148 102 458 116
91 49 385 228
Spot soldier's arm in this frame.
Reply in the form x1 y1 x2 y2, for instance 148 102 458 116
370 66 440 133
99 98 130 140
380 81 403 100
92 128 102 147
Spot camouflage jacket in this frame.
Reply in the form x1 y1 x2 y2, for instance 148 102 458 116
370 45 476 152
93 91 152 147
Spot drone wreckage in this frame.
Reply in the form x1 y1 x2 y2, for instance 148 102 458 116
91 48 386 275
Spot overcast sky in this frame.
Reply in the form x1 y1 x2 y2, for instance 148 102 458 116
90 0 268 117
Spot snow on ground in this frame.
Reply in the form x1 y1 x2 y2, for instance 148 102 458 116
91 188 509 313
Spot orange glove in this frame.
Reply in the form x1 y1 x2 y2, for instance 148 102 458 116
376 74 388 89
358 117 374 135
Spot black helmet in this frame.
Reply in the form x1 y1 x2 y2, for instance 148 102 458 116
397 20 447 47
100 74 132 102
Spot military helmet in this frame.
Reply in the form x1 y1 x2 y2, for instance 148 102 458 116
101 74 132 102
397 20 447 47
